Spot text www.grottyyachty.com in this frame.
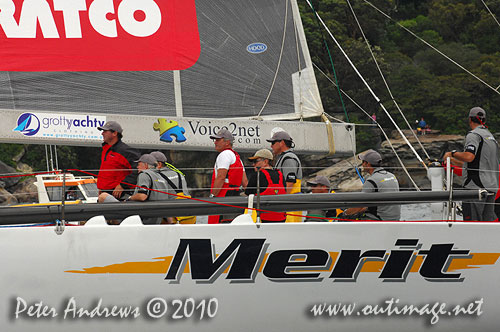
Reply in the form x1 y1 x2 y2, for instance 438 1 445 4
309 298 483 325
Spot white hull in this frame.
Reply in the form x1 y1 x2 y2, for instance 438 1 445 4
2 222 499 331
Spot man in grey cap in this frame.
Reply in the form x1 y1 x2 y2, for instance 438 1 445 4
97 120 140 200
151 151 190 198
304 176 343 222
343 150 400 220
267 131 302 195
444 107 499 221
98 154 175 224
208 129 247 223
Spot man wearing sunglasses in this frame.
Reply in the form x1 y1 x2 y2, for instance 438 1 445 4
342 150 400 221
267 130 303 222
208 128 248 223
245 149 286 222
97 120 140 200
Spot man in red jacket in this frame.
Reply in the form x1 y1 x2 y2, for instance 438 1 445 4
97 121 140 200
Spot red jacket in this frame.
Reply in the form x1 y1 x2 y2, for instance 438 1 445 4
97 140 140 191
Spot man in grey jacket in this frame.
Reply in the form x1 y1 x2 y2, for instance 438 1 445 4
444 107 499 221
343 150 400 220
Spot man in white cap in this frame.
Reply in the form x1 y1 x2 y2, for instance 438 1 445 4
343 150 400 220
304 176 342 222
244 149 286 223
97 120 140 200
208 129 247 223
444 107 499 221
98 154 174 224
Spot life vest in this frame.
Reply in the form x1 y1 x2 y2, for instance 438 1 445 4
208 148 244 224
274 150 303 222
259 169 286 222
210 148 244 198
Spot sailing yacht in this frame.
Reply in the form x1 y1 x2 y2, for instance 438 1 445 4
0 1 498 331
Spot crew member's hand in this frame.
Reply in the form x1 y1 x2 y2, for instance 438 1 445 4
442 152 452 161
113 184 124 198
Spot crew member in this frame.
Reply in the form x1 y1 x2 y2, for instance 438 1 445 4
99 154 174 224
151 150 195 224
443 107 499 221
267 130 303 222
304 176 342 221
343 150 401 220
208 129 248 223
97 121 140 200
151 151 190 197
244 149 286 223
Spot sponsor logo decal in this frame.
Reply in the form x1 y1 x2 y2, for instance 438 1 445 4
66 238 500 283
154 119 187 143
247 43 267 54
14 113 40 136
13 112 106 140
0 0 200 71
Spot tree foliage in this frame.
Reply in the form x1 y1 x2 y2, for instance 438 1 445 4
299 0 500 152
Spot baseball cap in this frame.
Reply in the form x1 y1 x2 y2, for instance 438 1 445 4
151 151 167 163
307 175 330 187
209 128 234 141
97 121 123 133
248 149 274 161
135 154 157 166
359 150 382 166
266 131 292 143
469 107 486 119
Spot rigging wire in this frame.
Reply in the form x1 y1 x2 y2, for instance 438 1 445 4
480 0 500 30
305 0 422 189
362 0 500 96
292 3 304 119
345 0 431 161
313 63 420 190
308 1 350 122
256 0 289 118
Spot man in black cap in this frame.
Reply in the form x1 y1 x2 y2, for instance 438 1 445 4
97 121 140 200
343 150 400 220
444 107 499 221
208 129 247 223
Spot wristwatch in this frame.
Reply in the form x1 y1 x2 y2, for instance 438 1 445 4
451 150 457 157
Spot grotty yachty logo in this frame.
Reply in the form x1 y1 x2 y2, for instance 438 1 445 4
153 119 187 143
13 112 105 140
14 113 40 136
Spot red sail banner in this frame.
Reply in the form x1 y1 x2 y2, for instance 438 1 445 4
0 0 200 71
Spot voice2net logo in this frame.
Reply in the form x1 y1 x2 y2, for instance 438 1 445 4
14 113 40 136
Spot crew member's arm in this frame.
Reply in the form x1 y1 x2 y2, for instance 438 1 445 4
212 168 228 196
128 173 150 201
128 192 148 201
443 151 474 166
115 147 141 198
113 184 124 198
241 171 248 189
280 159 299 194
343 206 367 216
